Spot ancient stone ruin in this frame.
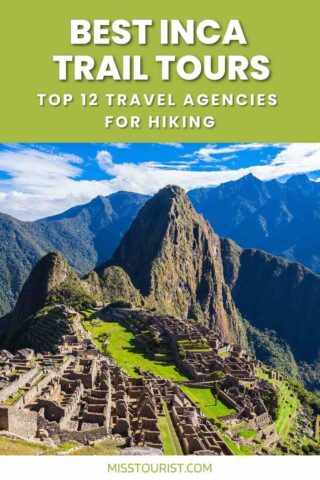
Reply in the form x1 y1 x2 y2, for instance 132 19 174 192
0 304 281 454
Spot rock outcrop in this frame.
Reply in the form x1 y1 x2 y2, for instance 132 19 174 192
86 265 142 305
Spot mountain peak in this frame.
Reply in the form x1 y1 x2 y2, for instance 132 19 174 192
286 174 311 187
90 194 107 204
86 195 112 212
238 173 261 184
154 184 188 204
45 250 65 262
5 251 73 348
25 251 69 278
108 186 242 343
159 184 186 195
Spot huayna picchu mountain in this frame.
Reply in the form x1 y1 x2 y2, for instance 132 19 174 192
106 185 244 345
3 186 244 349
2 185 320 389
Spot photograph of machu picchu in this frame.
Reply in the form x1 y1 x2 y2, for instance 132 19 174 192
0 142 320 456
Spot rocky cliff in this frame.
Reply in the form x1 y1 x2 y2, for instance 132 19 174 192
86 265 142 306
108 185 244 344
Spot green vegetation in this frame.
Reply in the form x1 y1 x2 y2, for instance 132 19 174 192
244 320 300 381
84 319 235 425
81 309 96 319
260 388 279 421
48 275 95 311
256 365 299 440
177 338 210 354
219 351 230 358
275 389 297 439
33 373 46 385
84 320 187 381
95 330 111 353
238 429 258 439
298 359 320 392
209 370 226 381
221 434 253 456
158 416 176 455
180 385 235 420
159 403 183 455
287 378 320 416
68 438 123 456
316 415 320 442
0 435 122 456
0 389 24 406
0 436 76 455
93 265 142 306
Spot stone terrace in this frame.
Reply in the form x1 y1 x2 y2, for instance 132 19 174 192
110 308 277 434
0 305 280 453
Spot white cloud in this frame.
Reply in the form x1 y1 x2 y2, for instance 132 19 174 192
185 143 278 162
107 143 130 149
91 143 320 196
96 150 113 172
0 146 82 187
0 147 114 219
158 143 184 149
221 154 237 161
0 143 320 221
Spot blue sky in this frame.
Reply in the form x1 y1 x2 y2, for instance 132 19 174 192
0 142 319 220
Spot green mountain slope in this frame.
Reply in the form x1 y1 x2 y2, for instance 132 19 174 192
4 251 92 350
221 238 320 388
0 192 147 316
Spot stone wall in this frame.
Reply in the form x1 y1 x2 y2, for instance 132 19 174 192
14 371 57 408
217 389 240 411
60 383 84 428
0 367 38 402
58 355 74 374
67 357 97 389
59 426 109 444
38 415 109 444
0 407 38 439
0 408 9 431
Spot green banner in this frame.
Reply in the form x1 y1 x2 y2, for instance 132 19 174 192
1 0 319 141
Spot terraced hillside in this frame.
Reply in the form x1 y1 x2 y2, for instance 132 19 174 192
82 307 319 456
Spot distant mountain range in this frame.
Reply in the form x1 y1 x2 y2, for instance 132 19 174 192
1 174 320 318
0 192 147 316
189 174 320 274
3 185 320 390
